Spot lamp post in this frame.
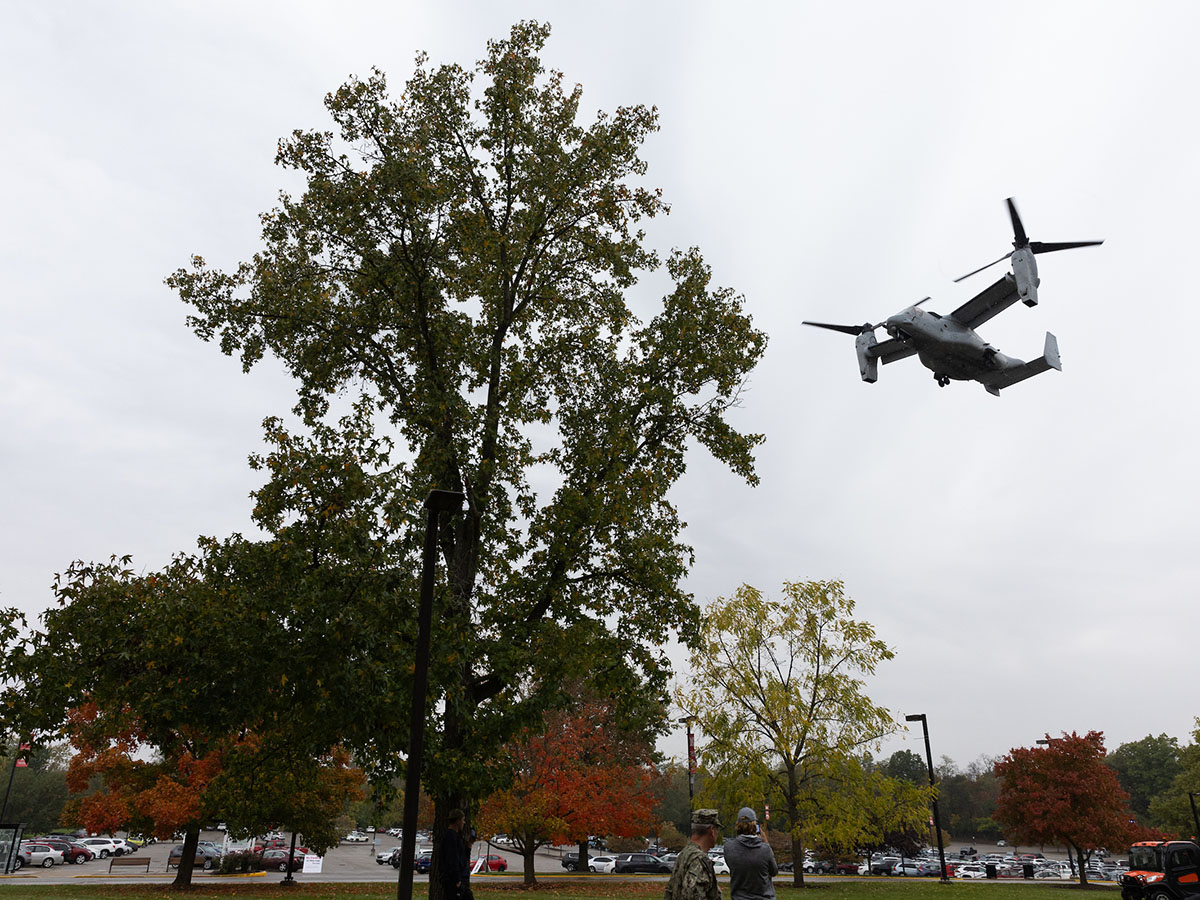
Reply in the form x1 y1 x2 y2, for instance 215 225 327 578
905 714 949 884
1189 793 1200 840
678 717 697 805
397 489 465 900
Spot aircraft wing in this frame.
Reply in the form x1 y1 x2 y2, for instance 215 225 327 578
869 337 918 365
948 275 1020 330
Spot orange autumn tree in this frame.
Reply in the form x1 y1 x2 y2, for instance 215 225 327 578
478 699 662 883
62 702 363 882
995 730 1148 885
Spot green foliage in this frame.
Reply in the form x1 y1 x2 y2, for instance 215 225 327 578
166 17 766 851
932 756 1000 843
677 581 906 883
1147 719 1200 837
0 744 70 833
1106 733 1181 823
881 750 928 786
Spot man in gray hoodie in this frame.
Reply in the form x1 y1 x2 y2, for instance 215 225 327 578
723 807 777 900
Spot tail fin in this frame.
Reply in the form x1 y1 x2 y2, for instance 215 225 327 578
983 332 1061 395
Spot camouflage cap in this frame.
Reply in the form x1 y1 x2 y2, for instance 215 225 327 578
691 809 722 827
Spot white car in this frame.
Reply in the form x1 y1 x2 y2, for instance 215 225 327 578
80 837 122 858
712 857 730 875
344 831 370 843
955 864 987 879
588 855 617 873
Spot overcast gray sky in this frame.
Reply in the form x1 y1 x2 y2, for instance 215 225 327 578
4 1 1198 769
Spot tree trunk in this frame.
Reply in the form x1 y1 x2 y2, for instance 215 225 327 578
788 793 805 887
524 843 537 884
171 825 200 888
577 839 590 873
1076 846 1089 887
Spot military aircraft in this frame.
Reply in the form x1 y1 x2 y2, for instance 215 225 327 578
803 198 1102 396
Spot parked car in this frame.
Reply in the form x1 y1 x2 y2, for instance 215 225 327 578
79 837 123 858
344 831 370 842
870 856 900 875
168 843 222 870
33 838 91 865
712 857 730 875
892 861 923 876
588 855 617 873
415 854 433 874
956 864 987 879
378 847 402 865
263 849 304 872
476 854 508 872
614 852 672 874
18 842 65 868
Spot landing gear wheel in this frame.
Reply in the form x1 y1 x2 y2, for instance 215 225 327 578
934 373 951 386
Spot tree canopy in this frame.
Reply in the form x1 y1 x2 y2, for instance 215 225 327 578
1107 733 1181 823
994 731 1144 884
476 697 662 883
676 580 904 885
167 20 766 893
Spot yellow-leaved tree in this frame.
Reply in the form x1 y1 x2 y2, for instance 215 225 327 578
677 580 929 885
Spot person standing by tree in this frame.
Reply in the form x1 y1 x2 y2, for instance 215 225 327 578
724 807 776 900
665 809 723 900
439 809 473 900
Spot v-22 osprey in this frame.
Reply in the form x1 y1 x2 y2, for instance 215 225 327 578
803 198 1102 396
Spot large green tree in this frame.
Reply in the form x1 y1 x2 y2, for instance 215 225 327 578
676 581 901 886
168 20 765 896
1107 733 1181 824
1148 720 1200 838
0 539 370 887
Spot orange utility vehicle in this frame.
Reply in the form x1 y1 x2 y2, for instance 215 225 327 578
1121 841 1200 900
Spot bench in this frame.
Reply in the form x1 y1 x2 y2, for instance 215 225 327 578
108 855 152 873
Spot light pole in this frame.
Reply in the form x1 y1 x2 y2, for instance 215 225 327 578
1189 793 1200 840
905 714 949 884
397 489 465 900
678 716 697 806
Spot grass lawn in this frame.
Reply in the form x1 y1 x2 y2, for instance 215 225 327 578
0 881 1120 900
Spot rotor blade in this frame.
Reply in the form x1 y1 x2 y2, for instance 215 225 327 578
802 320 872 336
953 252 1012 283
1007 197 1028 246
914 296 931 307
1029 240 1105 255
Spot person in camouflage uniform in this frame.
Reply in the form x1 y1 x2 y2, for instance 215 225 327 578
665 809 722 900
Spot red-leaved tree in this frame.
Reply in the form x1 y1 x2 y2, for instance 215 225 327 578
995 731 1148 884
477 699 662 883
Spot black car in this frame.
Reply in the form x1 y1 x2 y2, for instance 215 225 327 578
614 852 671 874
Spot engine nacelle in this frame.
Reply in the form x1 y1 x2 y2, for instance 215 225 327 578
1012 246 1041 306
856 330 879 383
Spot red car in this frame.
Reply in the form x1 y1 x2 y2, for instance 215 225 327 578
262 849 304 872
476 854 508 872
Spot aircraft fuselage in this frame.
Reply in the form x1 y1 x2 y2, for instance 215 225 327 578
884 306 1025 382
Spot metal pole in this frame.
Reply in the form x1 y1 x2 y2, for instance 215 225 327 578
906 714 948 884
0 755 17 824
397 490 464 900
1189 793 1200 840
679 716 696 806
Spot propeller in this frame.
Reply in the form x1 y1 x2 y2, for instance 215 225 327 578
802 299 929 335
802 320 876 335
953 197 1103 282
